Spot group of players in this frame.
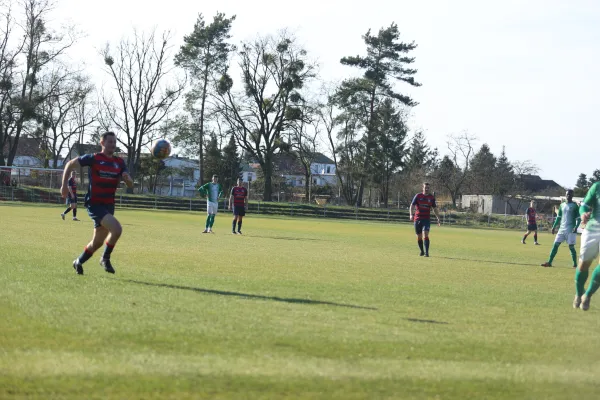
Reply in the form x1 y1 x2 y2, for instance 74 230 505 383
59 132 600 311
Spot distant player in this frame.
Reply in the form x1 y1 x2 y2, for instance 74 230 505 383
573 182 600 311
229 177 248 234
521 201 540 245
60 171 79 221
541 190 580 268
198 175 223 233
410 182 441 257
60 131 133 275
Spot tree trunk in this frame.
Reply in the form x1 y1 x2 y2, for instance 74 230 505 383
262 158 273 201
198 64 210 184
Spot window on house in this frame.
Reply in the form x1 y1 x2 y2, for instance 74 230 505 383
326 166 331 174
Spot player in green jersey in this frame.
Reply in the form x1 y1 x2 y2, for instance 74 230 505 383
573 182 600 310
541 190 580 268
198 175 223 233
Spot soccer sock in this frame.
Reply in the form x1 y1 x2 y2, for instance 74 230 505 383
102 242 115 260
424 238 430 254
232 219 236 232
209 214 216 228
77 246 94 265
237 220 242 232
418 240 424 253
73 208 77 218
569 245 577 266
534 233 538 243
63 207 71 214
522 234 528 241
205 215 211 229
548 242 560 264
584 265 600 297
575 269 589 297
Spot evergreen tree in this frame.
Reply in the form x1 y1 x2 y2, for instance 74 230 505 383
590 169 600 185
493 146 515 196
576 173 589 189
203 133 221 182
221 134 240 192
404 130 438 173
468 144 496 194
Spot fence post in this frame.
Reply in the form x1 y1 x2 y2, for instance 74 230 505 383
258 201 260 214
387 208 390 221
154 195 157 209
488 213 491 227
324 204 327 218
355 205 358 220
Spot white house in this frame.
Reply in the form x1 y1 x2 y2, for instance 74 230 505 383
156 155 200 197
275 153 337 188
2 137 43 176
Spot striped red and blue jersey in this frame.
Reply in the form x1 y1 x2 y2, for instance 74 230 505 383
78 153 127 205
526 207 537 225
68 177 77 197
411 193 436 221
230 186 248 207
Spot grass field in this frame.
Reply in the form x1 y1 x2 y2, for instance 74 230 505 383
1 203 599 399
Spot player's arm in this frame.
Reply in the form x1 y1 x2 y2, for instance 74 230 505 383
120 164 134 189
552 205 562 234
580 183 598 226
431 198 441 225
60 158 81 198
244 190 248 209
409 195 418 220
228 188 234 210
197 183 207 196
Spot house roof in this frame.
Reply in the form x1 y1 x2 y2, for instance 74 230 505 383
67 142 102 158
312 152 334 164
2 137 42 158
519 175 563 193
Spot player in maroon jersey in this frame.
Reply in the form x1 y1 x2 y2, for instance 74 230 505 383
228 177 248 234
409 182 441 257
60 132 134 275
60 171 80 221
521 200 540 245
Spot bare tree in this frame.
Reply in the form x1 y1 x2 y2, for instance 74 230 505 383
512 160 539 176
215 31 317 201
100 28 185 186
434 132 476 207
0 0 77 166
36 68 95 167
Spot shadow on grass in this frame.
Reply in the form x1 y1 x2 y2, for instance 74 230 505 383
405 318 448 325
123 279 377 311
249 235 324 242
436 256 533 267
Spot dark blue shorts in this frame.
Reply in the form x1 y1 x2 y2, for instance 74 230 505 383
233 205 246 216
87 204 115 228
414 219 431 235
66 195 78 205
527 223 538 231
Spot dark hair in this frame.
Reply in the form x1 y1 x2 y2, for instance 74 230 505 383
212 175 218 179
101 131 116 140
423 182 430 186
566 189 574 195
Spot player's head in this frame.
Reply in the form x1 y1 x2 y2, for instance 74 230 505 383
566 189 574 202
70 171 76 178
422 182 430 194
237 177 242 186
212 175 218 183
100 131 117 155
530 200 536 207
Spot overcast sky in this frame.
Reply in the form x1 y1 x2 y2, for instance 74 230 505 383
54 0 599 188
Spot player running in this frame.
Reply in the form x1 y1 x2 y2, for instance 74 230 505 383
198 175 223 233
60 131 133 275
410 182 441 257
60 171 80 221
573 182 600 311
229 177 248 235
541 190 580 268
521 200 540 245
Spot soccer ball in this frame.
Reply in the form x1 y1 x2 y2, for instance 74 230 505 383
151 139 171 159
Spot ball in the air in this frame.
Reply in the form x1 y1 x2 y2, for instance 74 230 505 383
151 139 171 159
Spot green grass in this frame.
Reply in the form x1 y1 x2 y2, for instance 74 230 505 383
0 203 599 399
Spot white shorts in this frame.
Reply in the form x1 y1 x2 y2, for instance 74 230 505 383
555 232 577 246
207 201 218 215
579 230 600 263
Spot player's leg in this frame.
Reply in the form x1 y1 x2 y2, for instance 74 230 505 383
232 210 238 234
568 233 578 268
522 229 530 244
423 223 431 257
237 215 243 234
575 231 599 310
98 212 122 274
203 206 211 233
61 198 72 219
71 203 79 221
534 228 539 245
209 202 218 231
73 226 109 275
542 234 563 267
415 221 424 256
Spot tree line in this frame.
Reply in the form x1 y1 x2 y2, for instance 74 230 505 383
1 1 581 204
